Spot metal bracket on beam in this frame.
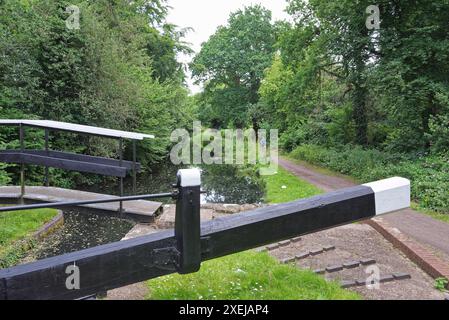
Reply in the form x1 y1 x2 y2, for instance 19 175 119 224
150 247 180 272
201 236 212 258
175 169 202 274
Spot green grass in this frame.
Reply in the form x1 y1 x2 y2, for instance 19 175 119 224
411 203 449 224
263 166 323 204
0 208 58 248
146 251 360 300
0 207 58 267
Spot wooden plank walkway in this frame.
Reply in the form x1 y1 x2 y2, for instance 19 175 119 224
0 186 162 223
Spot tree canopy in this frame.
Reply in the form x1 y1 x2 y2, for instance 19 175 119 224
0 0 195 186
190 5 279 129
1 0 448 190
257 0 449 154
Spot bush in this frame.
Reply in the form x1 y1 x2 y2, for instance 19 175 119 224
290 144 449 213
0 166 10 186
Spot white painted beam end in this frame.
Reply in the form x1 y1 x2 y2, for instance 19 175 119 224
177 169 202 187
363 177 411 215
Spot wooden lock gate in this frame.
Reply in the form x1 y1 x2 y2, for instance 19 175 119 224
0 169 411 300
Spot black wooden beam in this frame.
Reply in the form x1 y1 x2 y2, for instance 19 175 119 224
0 230 177 300
175 170 202 274
132 141 137 194
0 150 141 172
19 125 25 200
0 277 6 300
200 185 376 260
33 150 140 171
119 138 124 214
0 185 378 300
44 131 50 187
0 152 127 177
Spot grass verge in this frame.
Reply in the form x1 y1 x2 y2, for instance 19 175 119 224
262 166 323 204
411 203 449 224
146 251 360 300
0 207 59 268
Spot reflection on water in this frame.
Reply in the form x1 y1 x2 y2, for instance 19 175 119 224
85 163 180 203
124 163 265 204
200 165 265 204
85 163 266 205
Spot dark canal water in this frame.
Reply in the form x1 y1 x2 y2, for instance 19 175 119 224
95 164 265 205
27 164 266 260
29 209 134 260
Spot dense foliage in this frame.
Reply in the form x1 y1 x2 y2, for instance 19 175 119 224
1 1 447 213
259 0 449 154
191 2 448 213
290 145 449 213
0 0 194 186
265 0 449 213
190 5 280 130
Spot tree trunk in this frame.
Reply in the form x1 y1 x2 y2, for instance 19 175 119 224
353 83 368 145
352 48 368 145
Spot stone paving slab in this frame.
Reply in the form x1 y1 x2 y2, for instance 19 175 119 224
342 273 411 289
156 204 230 229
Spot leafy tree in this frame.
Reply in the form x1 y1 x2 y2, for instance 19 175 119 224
191 5 278 130
146 24 193 82
284 0 379 145
0 0 193 187
261 0 449 154
372 0 449 152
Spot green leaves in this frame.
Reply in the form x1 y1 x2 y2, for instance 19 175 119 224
0 0 194 186
260 0 449 154
191 5 278 129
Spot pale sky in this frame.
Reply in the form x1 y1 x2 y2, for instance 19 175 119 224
166 0 290 94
